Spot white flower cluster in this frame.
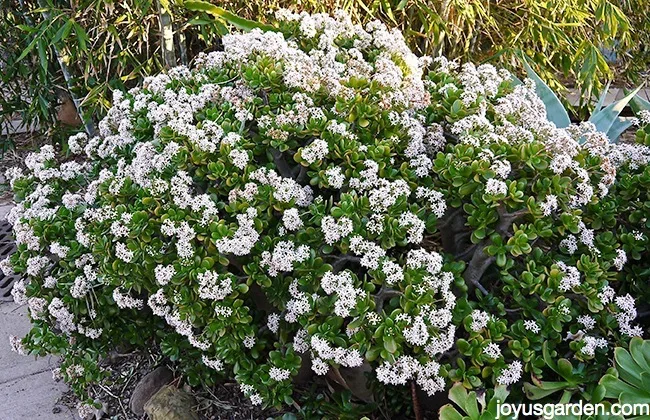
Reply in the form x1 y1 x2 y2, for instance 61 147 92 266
398 212 425 244
197 271 233 301
579 336 608 357
376 356 445 396
321 216 354 245
497 360 523 385
309 335 364 375
556 261 581 291
613 249 627 271
154 265 176 286
614 294 643 337
269 367 291 381
523 320 540 334
320 270 365 317
112 288 144 309
483 343 502 359
577 315 596 330
470 310 490 332
215 208 260 256
261 241 310 277
202 354 224 371
415 187 447 218
160 219 196 259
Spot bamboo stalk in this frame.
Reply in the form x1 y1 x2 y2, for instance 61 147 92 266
158 0 176 68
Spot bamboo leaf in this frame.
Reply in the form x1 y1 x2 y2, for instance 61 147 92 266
16 36 39 62
184 1 276 32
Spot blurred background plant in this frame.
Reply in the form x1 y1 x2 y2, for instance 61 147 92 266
0 0 649 149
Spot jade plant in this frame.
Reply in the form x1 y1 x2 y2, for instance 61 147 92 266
2 9 649 417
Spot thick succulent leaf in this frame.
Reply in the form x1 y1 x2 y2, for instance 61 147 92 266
439 404 465 420
614 347 644 389
520 55 571 128
607 117 636 143
542 341 559 374
629 337 650 372
630 93 650 113
448 383 473 415
640 372 650 392
620 390 650 406
589 85 642 141
524 381 570 400
184 1 276 32
599 374 640 398
594 81 611 112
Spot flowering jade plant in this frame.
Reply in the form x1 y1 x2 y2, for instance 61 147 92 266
2 9 648 413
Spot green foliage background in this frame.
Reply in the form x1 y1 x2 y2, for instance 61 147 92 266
1 0 649 142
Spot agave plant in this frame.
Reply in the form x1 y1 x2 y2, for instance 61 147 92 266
519 54 641 143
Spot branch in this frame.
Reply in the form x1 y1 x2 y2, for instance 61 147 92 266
443 130 460 144
331 254 362 272
411 381 423 420
462 245 492 295
374 286 403 313
295 165 308 184
271 148 293 178
496 207 529 234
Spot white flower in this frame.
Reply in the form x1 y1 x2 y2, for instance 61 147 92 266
560 235 578 254
282 208 303 231
154 265 175 286
229 149 249 169
497 360 523 385
112 288 143 309
260 241 310 277
577 315 596 330
403 316 430 346
321 216 353 245
115 242 134 263
9 335 26 355
269 367 291 381
556 261 580 291
197 271 233 300
202 355 224 371
325 167 345 188
483 343 501 359
485 178 507 196
613 249 627 271
0 257 14 276
398 212 425 244
71 276 90 299
320 271 364 318
579 336 608 357
540 194 558 216
26 256 49 276
523 320 540 334
301 139 329 164
267 313 280 333
49 242 69 258
470 310 489 332
311 358 329 375
243 335 255 348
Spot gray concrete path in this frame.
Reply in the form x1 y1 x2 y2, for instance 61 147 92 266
0 204 78 419
0 301 78 419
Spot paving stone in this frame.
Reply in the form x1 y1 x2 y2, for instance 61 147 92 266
0 301 78 419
